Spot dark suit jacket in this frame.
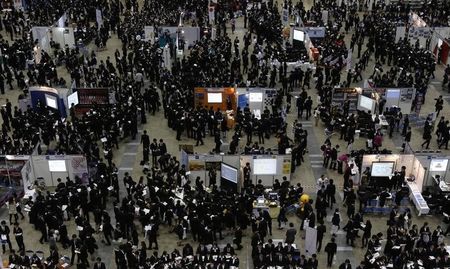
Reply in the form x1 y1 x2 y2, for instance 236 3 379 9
93 262 106 269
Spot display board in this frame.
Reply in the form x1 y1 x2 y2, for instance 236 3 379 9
221 163 238 183
358 95 375 112
253 158 277 175
67 92 79 107
48 160 67 172
249 92 263 102
385 89 400 109
207 92 222 103
45 94 58 109
293 29 305 41
75 88 109 105
371 162 395 177
429 159 448 172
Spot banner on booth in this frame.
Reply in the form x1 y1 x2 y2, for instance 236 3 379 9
75 88 109 105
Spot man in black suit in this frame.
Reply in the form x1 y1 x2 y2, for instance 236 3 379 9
317 220 326 252
93 257 106 269
243 163 251 186
325 237 337 267
339 259 352 269
69 234 78 265
140 130 150 164
150 139 159 166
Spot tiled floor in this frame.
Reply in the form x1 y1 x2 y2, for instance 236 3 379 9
0 0 449 268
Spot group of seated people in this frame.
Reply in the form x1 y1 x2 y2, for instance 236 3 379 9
251 239 303 268
114 242 240 269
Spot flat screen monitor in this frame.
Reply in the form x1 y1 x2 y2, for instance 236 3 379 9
371 162 395 177
45 94 58 109
430 159 448 172
221 163 238 183
253 158 277 175
293 30 305 41
208 93 222 103
48 160 67 172
358 95 374 112
249 92 263 102
67 92 79 107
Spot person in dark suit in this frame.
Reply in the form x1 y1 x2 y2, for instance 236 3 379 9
140 130 150 163
243 163 251 186
93 257 106 269
234 227 243 250
339 259 352 269
69 234 78 265
285 222 297 244
316 220 326 252
325 237 337 267
150 139 159 166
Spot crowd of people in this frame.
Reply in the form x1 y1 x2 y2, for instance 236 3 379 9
0 0 448 267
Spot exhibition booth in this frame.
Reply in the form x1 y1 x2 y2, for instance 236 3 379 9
155 26 200 51
289 28 317 61
236 88 278 119
182 152 292 191
26 155 89 189
395 12 450 64
29 86 69 118
31 26 75 53
194 87 283 123
332 87 416 114
0 154 88 205
359 153 450 215
194 87 237 127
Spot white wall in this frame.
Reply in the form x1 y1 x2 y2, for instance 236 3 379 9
52 27 75 49
31 155 88 187
32 27 51 52
32 26 75 52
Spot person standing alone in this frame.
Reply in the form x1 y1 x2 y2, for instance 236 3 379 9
140 130 150 164
325 237 337 267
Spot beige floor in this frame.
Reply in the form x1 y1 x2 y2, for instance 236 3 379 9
0 0 449 268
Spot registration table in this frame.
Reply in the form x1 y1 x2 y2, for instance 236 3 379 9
372 115 389 134
253 197 281 219
407 181 430 216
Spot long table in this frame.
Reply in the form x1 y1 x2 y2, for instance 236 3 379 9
407 181 430 216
